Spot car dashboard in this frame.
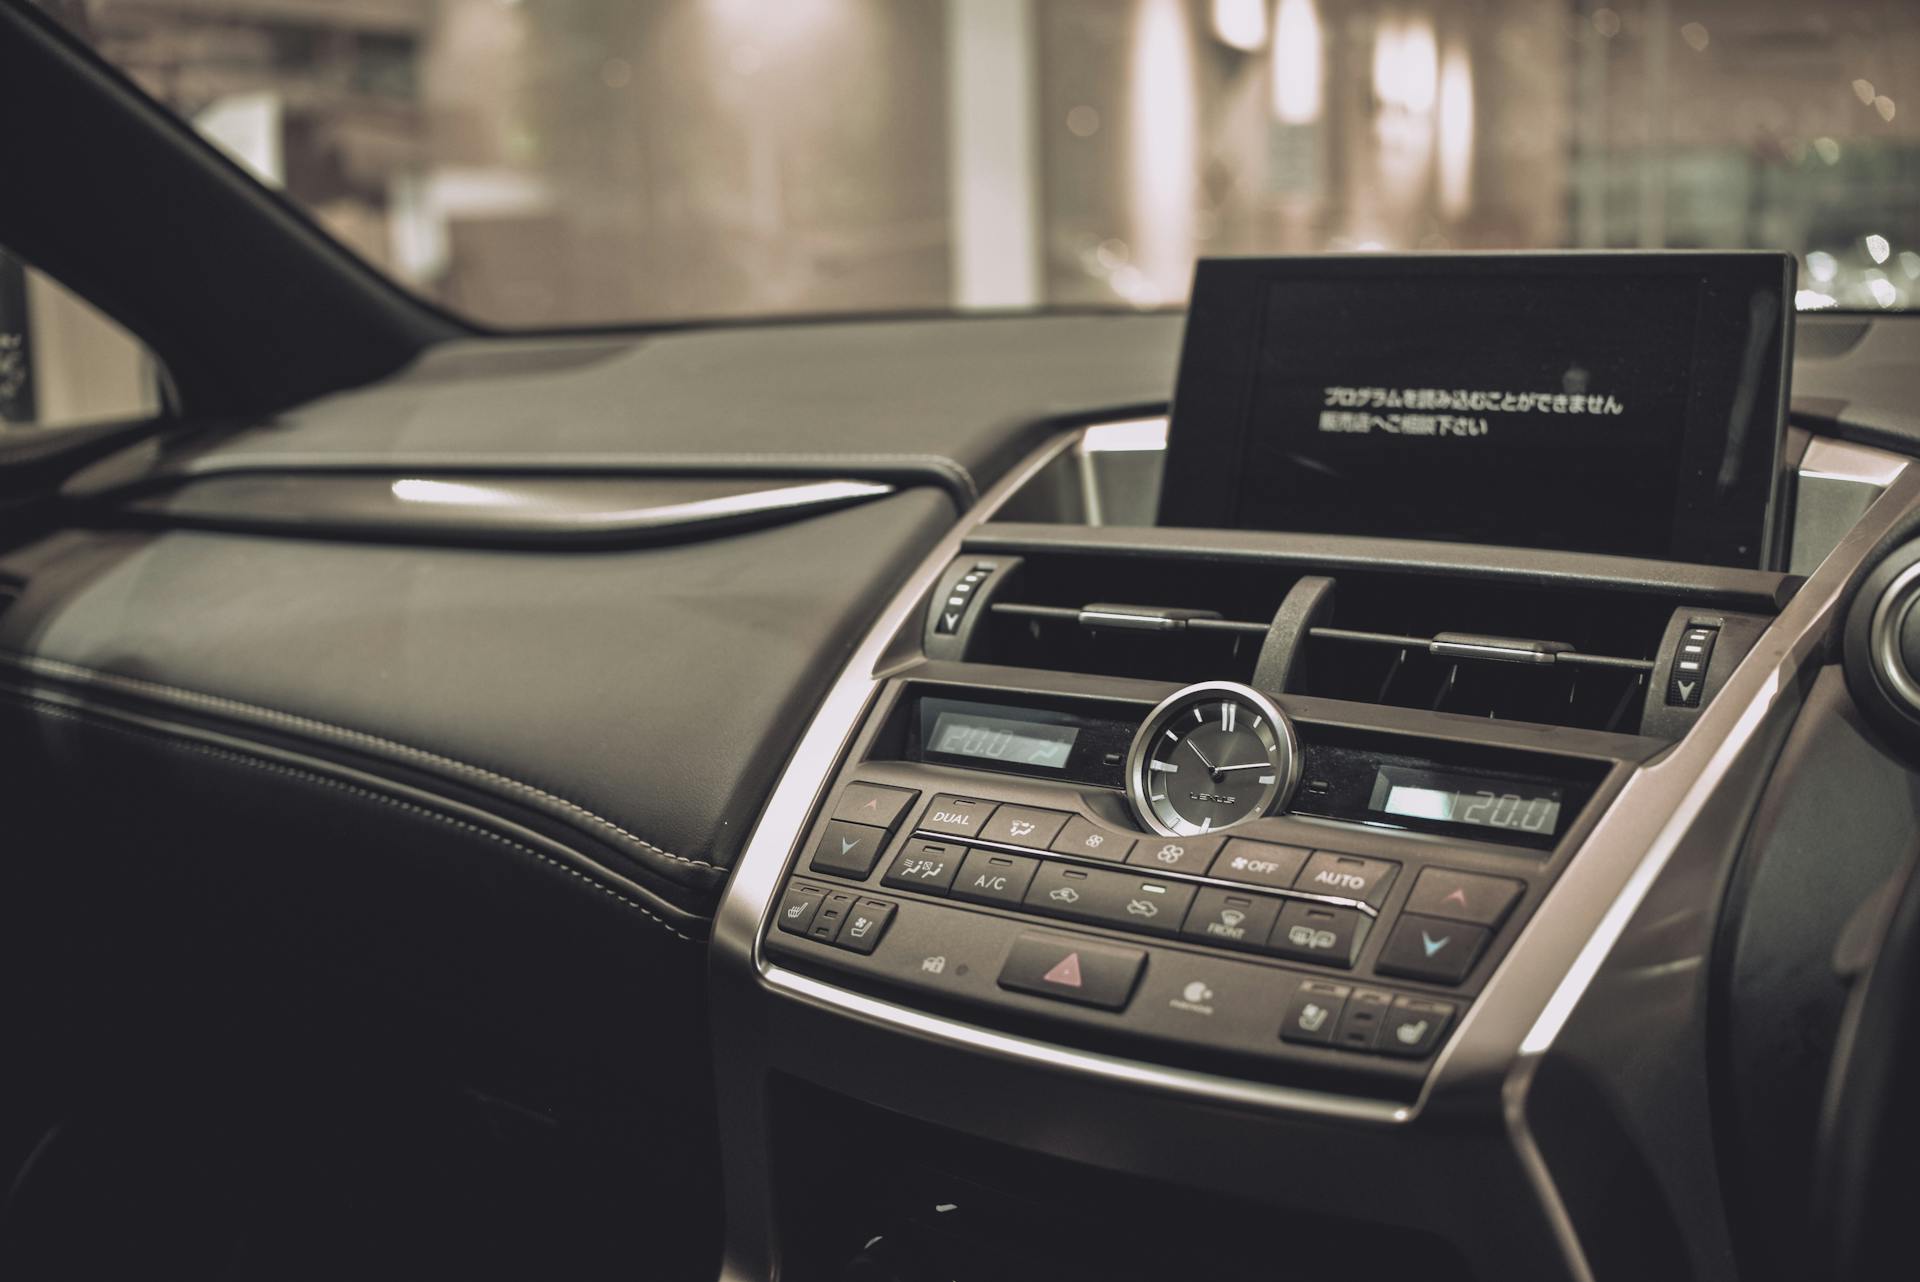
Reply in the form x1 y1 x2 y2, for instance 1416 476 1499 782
3 310 1918 1282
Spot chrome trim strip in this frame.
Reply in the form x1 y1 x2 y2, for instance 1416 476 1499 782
1798 436 1909 488
1444 462 1920 1278
765 966 1412 1124
1078 417 1169 453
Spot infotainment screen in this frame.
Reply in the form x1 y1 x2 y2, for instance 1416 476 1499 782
1159 253 1794 567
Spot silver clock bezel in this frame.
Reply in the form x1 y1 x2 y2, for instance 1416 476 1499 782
1124 680 1302 837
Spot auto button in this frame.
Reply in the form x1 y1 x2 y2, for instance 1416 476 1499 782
1294 851 1398 906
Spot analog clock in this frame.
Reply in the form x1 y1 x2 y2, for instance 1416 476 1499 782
1125 682 1300 836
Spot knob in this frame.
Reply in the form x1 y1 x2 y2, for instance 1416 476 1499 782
1842 538 1920 763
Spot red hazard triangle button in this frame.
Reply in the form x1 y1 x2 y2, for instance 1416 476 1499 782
999 934 1144 1010
1042 952 1084 988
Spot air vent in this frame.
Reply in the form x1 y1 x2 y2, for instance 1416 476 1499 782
951 552 1718 734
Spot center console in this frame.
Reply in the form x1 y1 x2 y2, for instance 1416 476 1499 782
708 258 1919 1281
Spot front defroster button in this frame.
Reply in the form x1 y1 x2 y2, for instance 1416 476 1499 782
1179 887 1283 951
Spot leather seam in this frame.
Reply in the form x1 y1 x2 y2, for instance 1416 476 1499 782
13 695 701 943
0 650 724 876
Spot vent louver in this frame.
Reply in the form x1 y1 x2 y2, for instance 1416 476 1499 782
959 554 1682 733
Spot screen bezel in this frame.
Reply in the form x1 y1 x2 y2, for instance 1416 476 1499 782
1158 252 1795 569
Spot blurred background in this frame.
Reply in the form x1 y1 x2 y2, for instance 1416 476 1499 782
5 0 1920 423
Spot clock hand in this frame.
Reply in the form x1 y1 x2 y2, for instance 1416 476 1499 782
1212 761 1273 774
1185 738 1218 777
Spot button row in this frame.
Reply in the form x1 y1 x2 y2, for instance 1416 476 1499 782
775 882 897 954
913 794 1400 905
880 840 1370 970
1280 978 1455 1058
993 930 1456 1058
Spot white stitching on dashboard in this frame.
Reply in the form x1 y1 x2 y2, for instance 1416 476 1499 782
0 651 723 875
17 697 700 943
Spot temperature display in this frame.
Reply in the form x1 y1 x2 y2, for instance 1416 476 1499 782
1369 766 1563 837
928 709 1080 770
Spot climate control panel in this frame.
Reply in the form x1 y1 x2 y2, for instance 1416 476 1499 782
762 767 1571 1096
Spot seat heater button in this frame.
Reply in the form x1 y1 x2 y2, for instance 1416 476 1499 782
1267 901 1368 968
1125 835 1222 874
920 794 998 839
835 898 896 955
997 933 1146 1010
1049 816 1135 862
1379 996 1457 1057
950 849 1041 908
830 783 919 833
1280 979 1351 1045
880 838 966 895
808 820 890 879
1179 887 1283 951
977 805 1071 850
1404 867 1524 927
774 883 825 935
1293 851 1399 906
1209 839 1310 889
1375 913 1490 985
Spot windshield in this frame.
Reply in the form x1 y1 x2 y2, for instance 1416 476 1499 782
37 0 1920 327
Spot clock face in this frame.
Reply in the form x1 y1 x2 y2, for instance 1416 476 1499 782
1127 684 1299 836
